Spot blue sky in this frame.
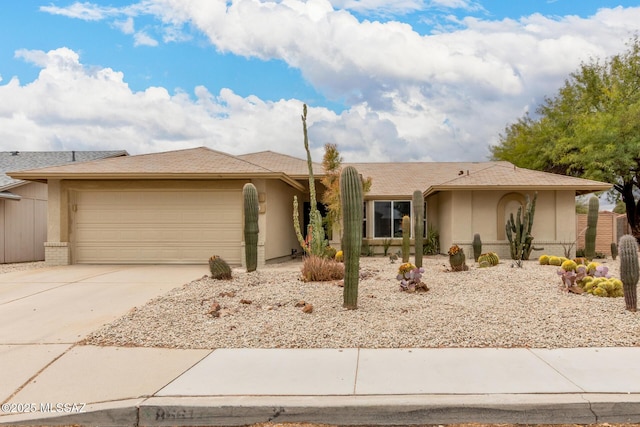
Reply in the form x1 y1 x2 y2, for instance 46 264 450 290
1 1 639 162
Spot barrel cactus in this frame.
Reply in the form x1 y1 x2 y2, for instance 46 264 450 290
585 196 599 261
243 183 259 272
413 190 424 268
209 255 232 280
478 252 499 267
619 235 639 312
448 245 468 271
401 215 411 263
340 166 363 309
472 233 482 262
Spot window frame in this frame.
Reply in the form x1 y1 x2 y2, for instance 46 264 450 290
373 200 412 239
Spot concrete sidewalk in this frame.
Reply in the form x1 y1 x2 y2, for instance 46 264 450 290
1 346 640 426
1 266 639 426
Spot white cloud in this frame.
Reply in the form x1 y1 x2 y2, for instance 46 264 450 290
134 31 159 46
113 17 135 34
40 2 118 21
18 3 640 163
0 48 397 160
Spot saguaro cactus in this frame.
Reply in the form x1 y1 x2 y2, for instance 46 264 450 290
619 234 639 312
472 233 482 262
506 192 539 261
293 104 327 257
340 166 363 310
413 190 424 268
402 215 411 263
585 196 599 261
243 183 259 272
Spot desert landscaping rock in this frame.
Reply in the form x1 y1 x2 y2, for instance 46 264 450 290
79 255 640 349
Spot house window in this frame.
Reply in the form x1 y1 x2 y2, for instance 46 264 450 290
374 201 411 238
363 201 367 238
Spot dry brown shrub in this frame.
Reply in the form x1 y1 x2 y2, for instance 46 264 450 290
301 255 345 282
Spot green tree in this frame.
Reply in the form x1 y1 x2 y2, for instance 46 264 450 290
320 143 372 240
491 37 640 239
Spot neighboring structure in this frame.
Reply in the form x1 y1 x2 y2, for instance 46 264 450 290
575 211 630 257
1 150 127 263
8 147 611 266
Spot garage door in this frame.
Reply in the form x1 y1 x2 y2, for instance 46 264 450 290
72 189 242 264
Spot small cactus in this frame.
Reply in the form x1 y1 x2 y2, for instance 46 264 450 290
448 245 468 271
472 233 482 262
478 252 499 267
619 235 639 312
585 196 599 261
611 242 618 260
209 256 232 280
402 215 411 263
539 255 550 265
413 190 424 268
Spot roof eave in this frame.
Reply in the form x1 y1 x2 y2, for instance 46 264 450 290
8 172 306 192
424 183 612 197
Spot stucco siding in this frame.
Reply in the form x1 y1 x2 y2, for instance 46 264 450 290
264 179 304 261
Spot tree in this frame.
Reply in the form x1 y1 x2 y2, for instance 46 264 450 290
491 37 640 239
320 143 372 240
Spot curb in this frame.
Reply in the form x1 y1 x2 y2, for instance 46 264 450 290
2 394 640 426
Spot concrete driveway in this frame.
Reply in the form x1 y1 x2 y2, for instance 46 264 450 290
0 264 208 402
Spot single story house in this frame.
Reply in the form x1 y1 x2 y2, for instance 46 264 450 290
1 150 127 263
8 147 611 266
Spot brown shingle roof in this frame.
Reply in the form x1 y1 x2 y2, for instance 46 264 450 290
9 147 270 176
9 147 611 196
237 151 324 177
428 163 611 196
345 161 509 198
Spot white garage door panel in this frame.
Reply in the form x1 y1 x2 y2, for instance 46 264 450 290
73 189 242 264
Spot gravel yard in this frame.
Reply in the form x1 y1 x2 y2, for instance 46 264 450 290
82 255 640 349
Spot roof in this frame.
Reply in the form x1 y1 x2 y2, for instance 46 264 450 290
7 147 612 197
345 161 512 198
1 150 128 191
237 151 324 178
7 147 306 191
425 163 611 196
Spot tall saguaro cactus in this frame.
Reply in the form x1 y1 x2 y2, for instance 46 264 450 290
340 166 363 310
506 192 538 262
413 190 424 268
619 234 639 312
585 196 599 261
293 104 327 256
243 183 259 272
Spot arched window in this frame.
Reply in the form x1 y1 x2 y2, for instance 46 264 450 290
497 193 526 240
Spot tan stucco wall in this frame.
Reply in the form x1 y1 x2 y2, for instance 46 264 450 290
438 190 577 259
262 179 305 261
